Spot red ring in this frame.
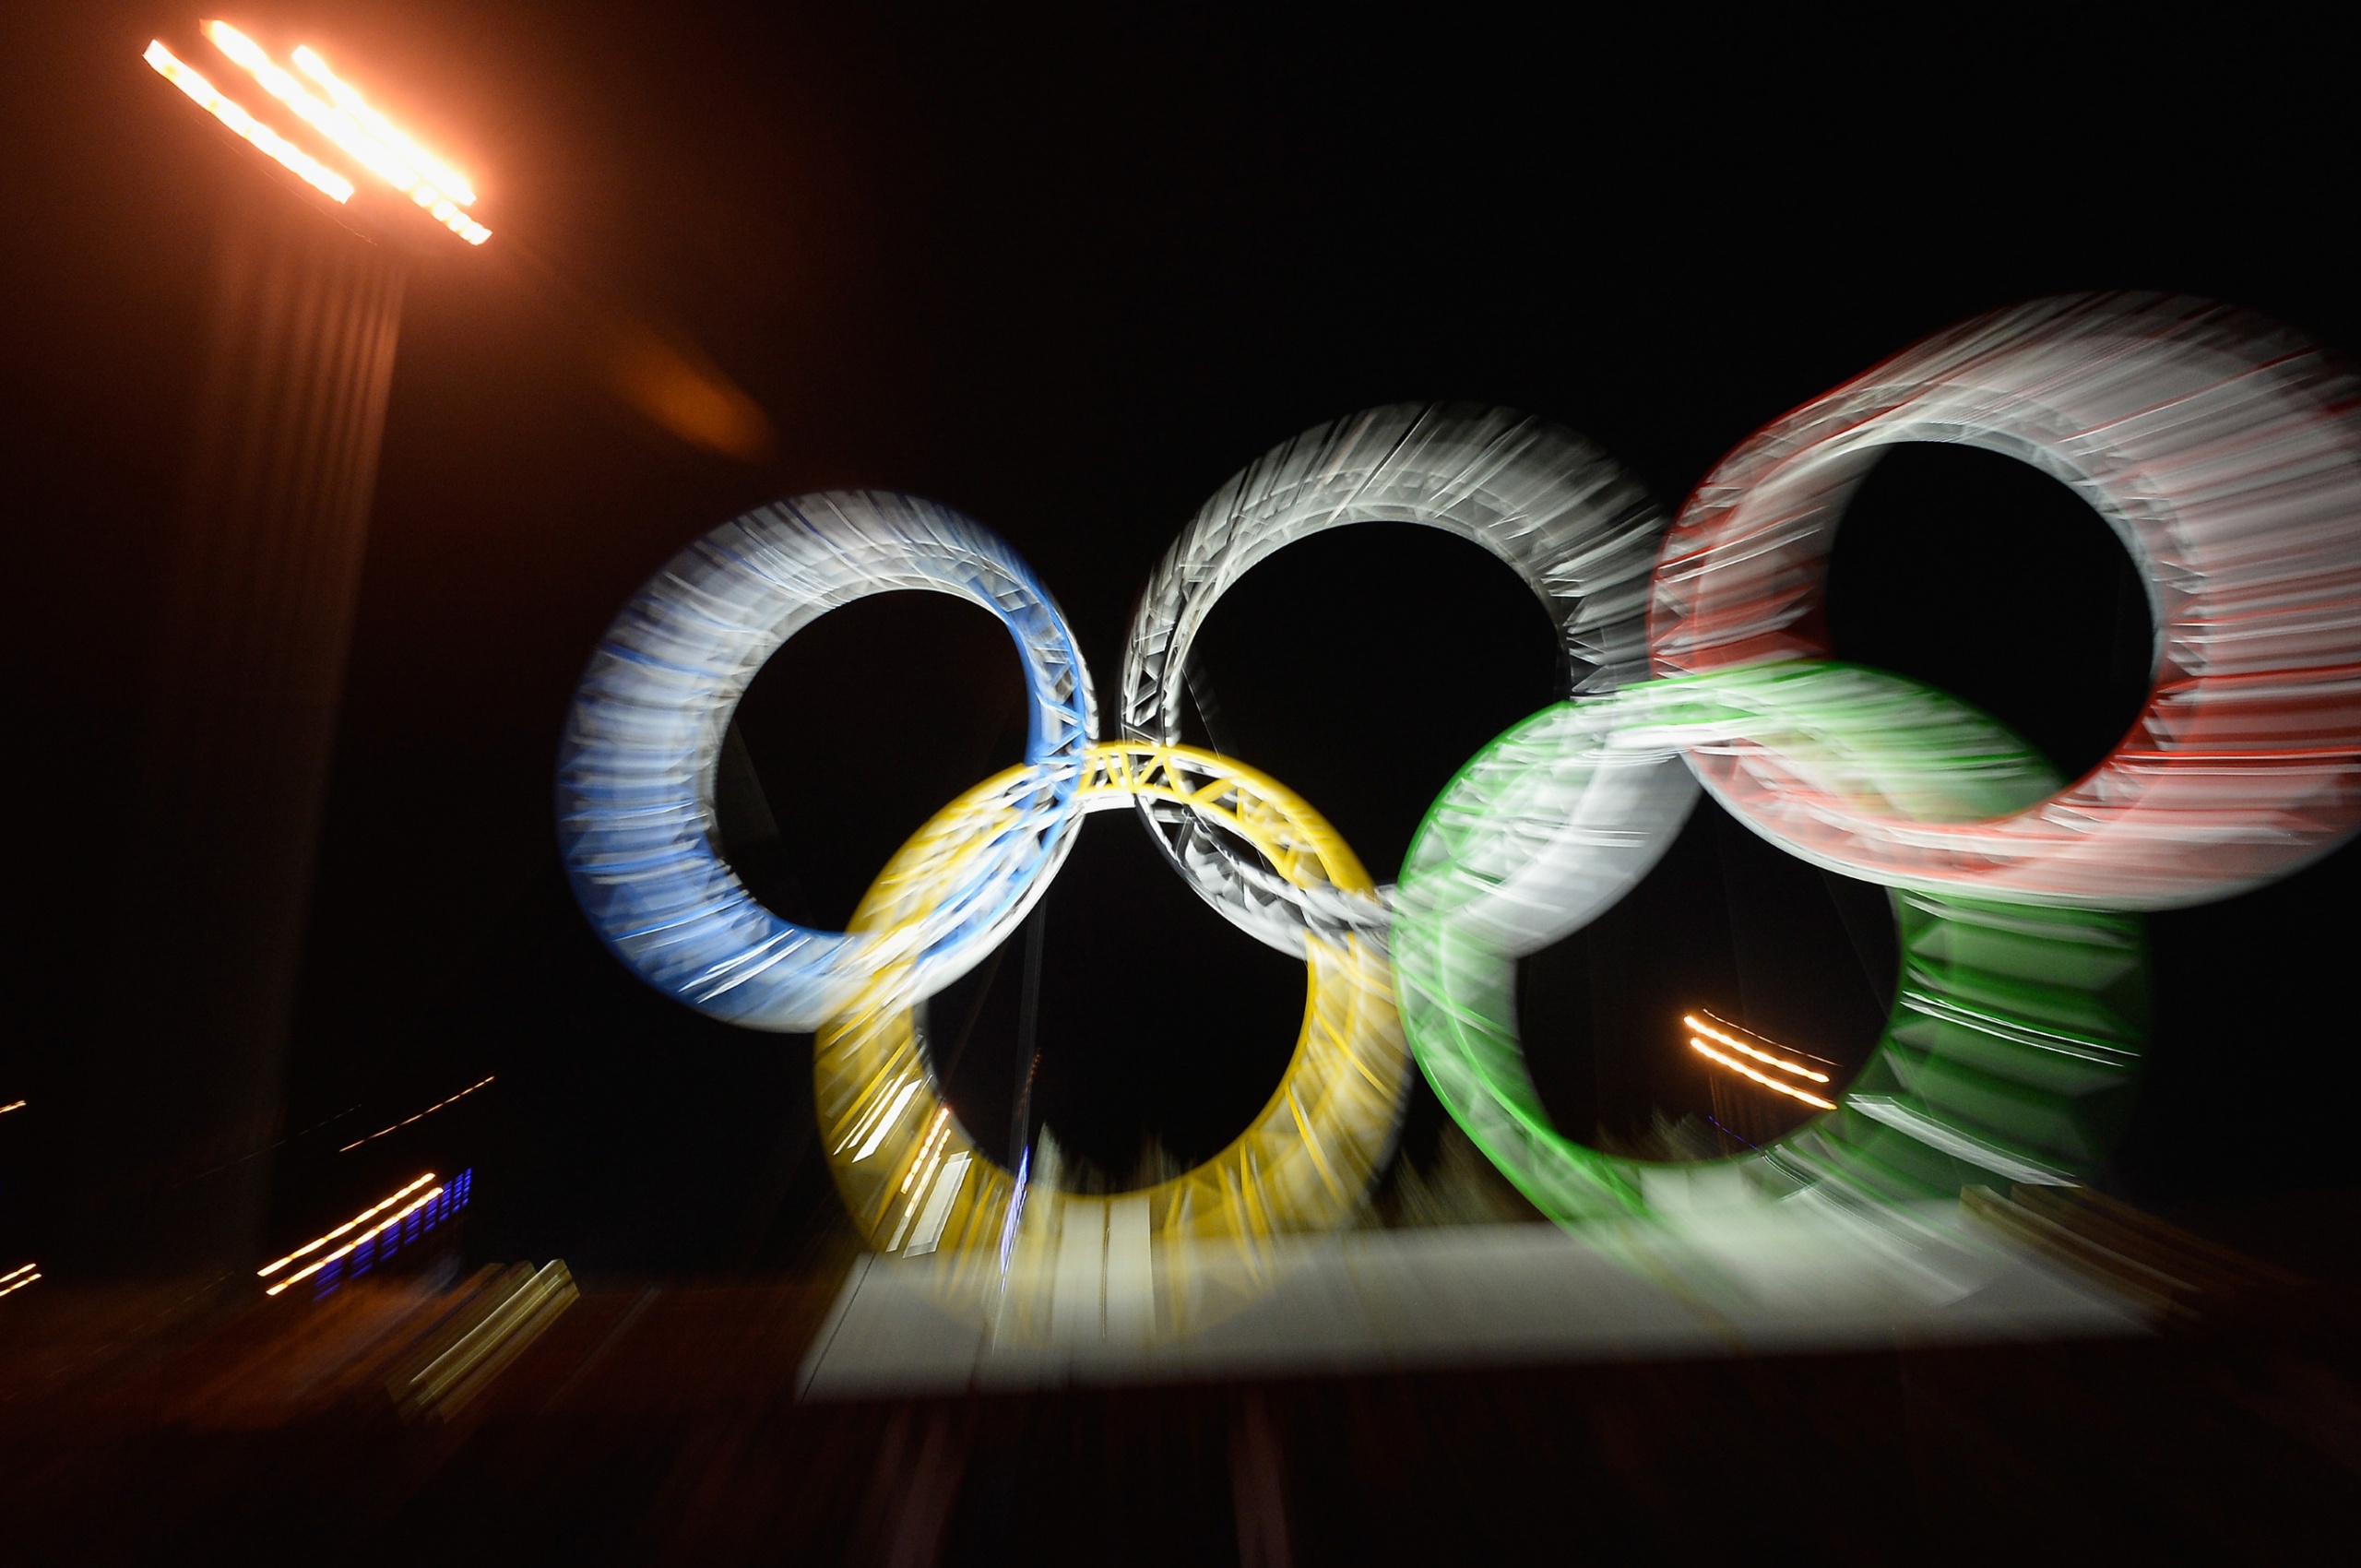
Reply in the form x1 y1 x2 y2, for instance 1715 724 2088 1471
1649 293 2361 909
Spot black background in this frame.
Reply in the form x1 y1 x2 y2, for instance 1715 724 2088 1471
3 4 2353 1276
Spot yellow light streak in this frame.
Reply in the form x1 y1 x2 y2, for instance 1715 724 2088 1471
256 1172 435 1277
266 1185 444 1297
1684 1014 1831 1083
338 1075 494 1152
0 1271 39 1301
0 1099 24 1114
0 1263 33 1285
143 41 354 203
852 1078 923 1162
1690 1039 1838 1110
901 1108 953 1194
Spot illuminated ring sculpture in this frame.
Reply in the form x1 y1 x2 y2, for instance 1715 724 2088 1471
1394 662 2150 1223
1654 293 2361 909
556 491 1094 1031
817 742 1406 1330
1121 403 1665 952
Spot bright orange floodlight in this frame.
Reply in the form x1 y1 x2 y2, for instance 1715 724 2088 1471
143 40 356 204
291 43 480 208
147 24 490 245
201 23 489 245
201 25 414 191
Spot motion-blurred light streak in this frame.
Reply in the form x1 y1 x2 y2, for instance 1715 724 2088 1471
391 1260 576 1417
267 1183 446 1296
851 1080 923 1162
1686 1015 1830 1082
0 1266 40 1301
596 319 774 461
309 1171 474 1299
337 1075 493 1152
258 1172 436 1277
1691 1039 1838 1109
143 40 355 203
0 1099 24 1114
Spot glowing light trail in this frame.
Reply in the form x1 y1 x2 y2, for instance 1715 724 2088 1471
0 1263 34 1285
1690 1039 1838 1110
143 41 354 203
851 1079 923 1162
0 1099 24 1114
900 1109 953 1194
0 1268 39 1301
1684 1015 1830 1082
338 1075 494 1152
266 1184 445 1297
257 1172 436 1277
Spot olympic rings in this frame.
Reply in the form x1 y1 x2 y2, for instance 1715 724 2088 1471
1121 403 1664 953
556 491 1094 1031
1653 293 2361 909
1394 663 2149 1223
816 743 1406 1327
555 292 2361 1276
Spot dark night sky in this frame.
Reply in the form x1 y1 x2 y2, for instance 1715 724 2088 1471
4 5 2355 1275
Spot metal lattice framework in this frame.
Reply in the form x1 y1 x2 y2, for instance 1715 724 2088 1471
816 742 1407 1333
1654 292 2361 909
556 490 1094 1032
1121 403 1665 951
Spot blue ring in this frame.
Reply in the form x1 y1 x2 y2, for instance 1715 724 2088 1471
556 491 1096 1031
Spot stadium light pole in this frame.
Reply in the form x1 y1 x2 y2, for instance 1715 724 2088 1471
70 21 494 1280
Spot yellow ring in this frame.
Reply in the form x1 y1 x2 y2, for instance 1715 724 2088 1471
815 742 1408 1332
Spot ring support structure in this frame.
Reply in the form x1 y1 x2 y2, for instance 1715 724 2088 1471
816 742 1408 1337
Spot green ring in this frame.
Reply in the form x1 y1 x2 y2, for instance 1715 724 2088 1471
1393 663 2149 1222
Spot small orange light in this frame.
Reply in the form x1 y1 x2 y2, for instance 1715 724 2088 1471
1683 1015 1831 1083
338 1075 493 1153
1691 1039 1839 1111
